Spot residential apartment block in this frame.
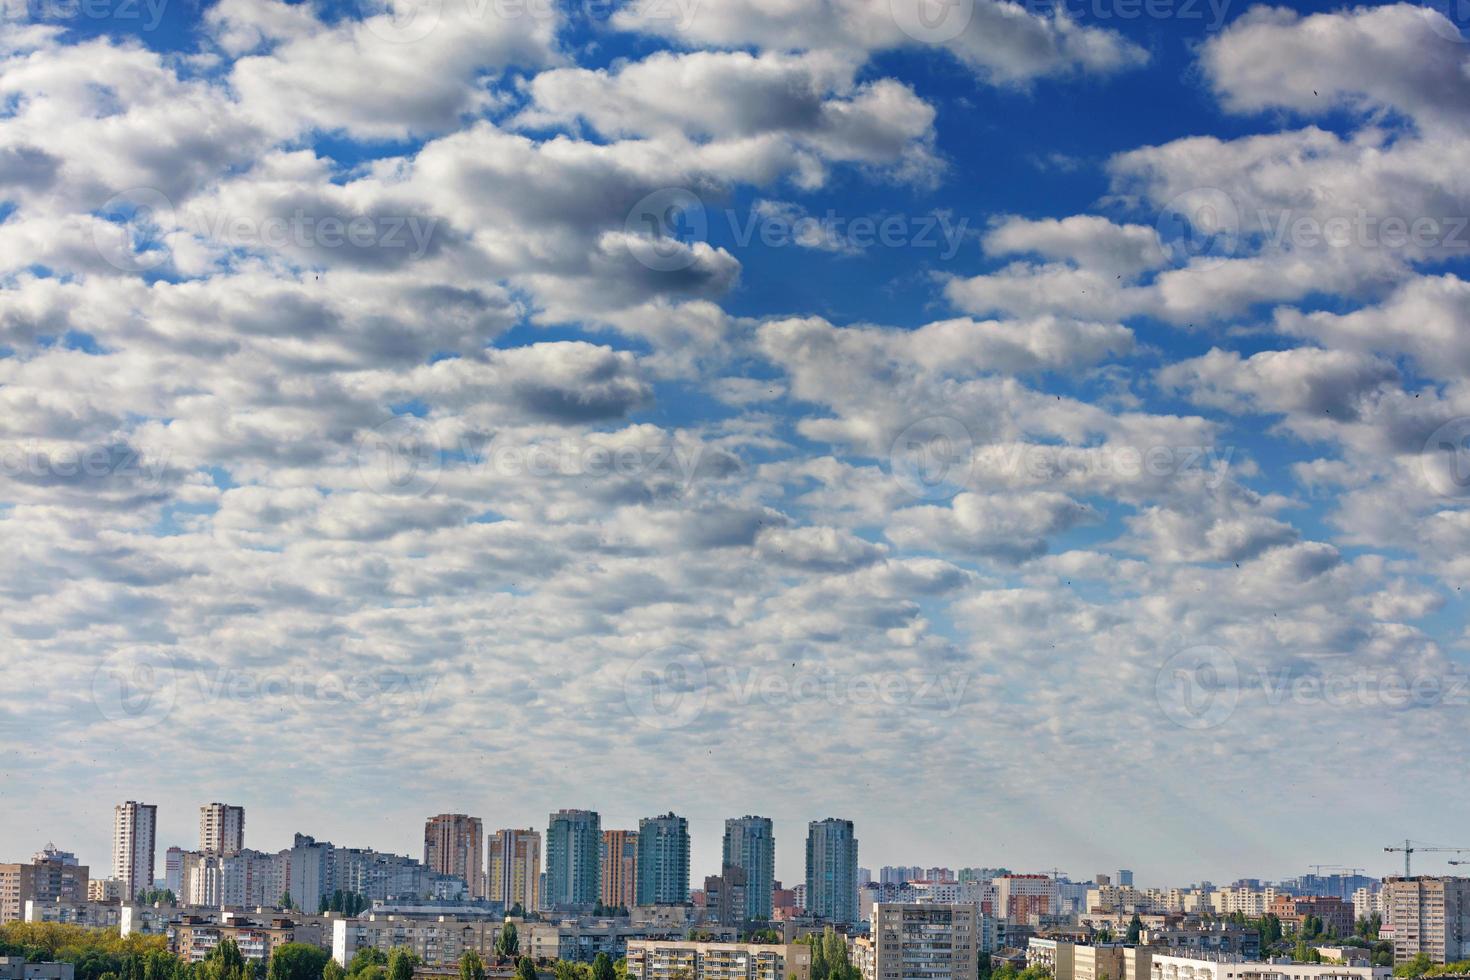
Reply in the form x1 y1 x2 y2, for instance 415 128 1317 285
200 804 246 857
855 903 978 980
424 814 485 899
546 810 602 908
601 830 638 911
113 801 157 901
1382 876 1470 964
626 940 811 980
489 829 542 912
805 819 858 925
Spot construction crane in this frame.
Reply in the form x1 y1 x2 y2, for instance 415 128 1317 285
1384 840 1470 877
1308 865 1365 875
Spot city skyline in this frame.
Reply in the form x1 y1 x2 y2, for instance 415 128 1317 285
15 797 1453 897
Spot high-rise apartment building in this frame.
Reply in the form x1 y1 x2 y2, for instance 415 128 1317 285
489 829 542 912
855 904 978 980
704 867 748 926
546 809 601 908
200 804 246 856
722 816 774 922
637 813 690 906
994 874 1055 925
0 845 88 924
166 847 184 895
1383 876 1470 964
601 830 638 911
113 801 158 900
424 814 485 899
805 818 858 925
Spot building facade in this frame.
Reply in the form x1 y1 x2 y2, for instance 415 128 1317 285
1149 953 1389 980
602 830 638 911
626 940 811 980
200 804 246 856
489 829 541 913
1382 877 1470 964
0 846 89 925
855 904 978 980
113 801 158 901
637 814 691 907
804 819 858 926
722 817 775 922
546 810 602 908
424 814 485 899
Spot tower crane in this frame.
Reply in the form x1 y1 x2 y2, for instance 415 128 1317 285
1384 840 1470 877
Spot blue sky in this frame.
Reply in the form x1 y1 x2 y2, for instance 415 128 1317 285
2 0 1470 890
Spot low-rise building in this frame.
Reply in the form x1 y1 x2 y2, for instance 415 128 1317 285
24 900 124 928
332 912 504 967
626 941 810 980
0 957 74 980
173 914 323 964
1150 953 1390 980
524 917 739 963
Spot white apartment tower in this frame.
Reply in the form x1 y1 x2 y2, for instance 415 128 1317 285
200 803 246 856
113 801 158 900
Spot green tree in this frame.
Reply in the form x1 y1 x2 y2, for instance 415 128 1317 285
516 958 538 980
279 893 294 911
460 952 487 980
325 962 347 980
509 905 525 919
267 944 328 980
1126 915 1143 945
348 950 387 976
809 933 827 980
386 948 417 980
592 953 615 980
496 924 520 961
1395 954 1432 978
